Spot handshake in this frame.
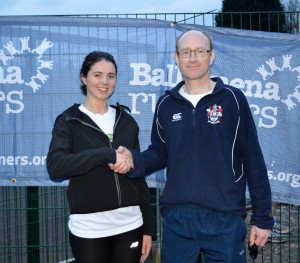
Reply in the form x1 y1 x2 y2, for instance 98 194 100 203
108 146 134 174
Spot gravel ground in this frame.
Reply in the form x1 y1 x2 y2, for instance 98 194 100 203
246 204 300 263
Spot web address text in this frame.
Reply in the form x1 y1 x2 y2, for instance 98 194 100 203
0 155 47 166
268 170 300 188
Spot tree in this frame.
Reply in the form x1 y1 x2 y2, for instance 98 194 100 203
215 0 287 33
283 0 300 33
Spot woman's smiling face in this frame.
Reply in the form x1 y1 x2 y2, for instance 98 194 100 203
81 59 117 102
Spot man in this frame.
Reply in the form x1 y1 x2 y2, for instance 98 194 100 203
113 30 273 263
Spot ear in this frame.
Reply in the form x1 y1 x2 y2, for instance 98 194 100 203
81 74 87 86
174 52 179 65
210 50 215 66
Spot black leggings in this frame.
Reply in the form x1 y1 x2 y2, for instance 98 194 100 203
69 226 143 263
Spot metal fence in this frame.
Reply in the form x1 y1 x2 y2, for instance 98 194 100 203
62 11 300 33
0 187 161 263
1 187 299 263
1 11 300 263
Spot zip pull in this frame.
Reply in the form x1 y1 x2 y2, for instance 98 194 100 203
192 109 196 126
107 133 113 142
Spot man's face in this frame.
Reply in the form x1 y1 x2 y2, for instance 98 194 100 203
175 31 215 81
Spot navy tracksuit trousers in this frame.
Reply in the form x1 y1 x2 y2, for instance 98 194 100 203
161 205 247 263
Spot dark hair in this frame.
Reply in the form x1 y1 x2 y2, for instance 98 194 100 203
80 51 117 95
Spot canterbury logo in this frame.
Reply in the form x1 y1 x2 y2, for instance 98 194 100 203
172 113 182 122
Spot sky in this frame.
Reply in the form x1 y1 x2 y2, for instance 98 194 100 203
0 0 223 16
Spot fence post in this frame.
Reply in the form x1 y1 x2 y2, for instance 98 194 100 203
27 186 40 263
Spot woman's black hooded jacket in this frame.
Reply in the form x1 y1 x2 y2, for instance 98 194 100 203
46 103 155 236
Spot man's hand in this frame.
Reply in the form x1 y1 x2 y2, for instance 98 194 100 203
108 146 133 173
249 225 271 247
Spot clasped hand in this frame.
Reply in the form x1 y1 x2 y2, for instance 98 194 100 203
109 146 133 173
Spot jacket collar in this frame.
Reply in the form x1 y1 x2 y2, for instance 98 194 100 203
61 102 128 125
166 77 225 97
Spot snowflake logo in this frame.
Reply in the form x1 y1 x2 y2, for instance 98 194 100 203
256 55 300 110
0 37 54 92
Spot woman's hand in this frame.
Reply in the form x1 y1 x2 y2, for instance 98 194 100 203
140 235 152 263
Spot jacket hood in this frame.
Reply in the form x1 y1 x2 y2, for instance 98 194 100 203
61 102 130 122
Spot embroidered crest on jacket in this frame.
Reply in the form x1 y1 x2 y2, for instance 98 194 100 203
207 104 223 124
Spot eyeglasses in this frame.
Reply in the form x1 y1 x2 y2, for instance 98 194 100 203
178 49 210 58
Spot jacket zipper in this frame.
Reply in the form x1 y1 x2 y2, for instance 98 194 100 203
192 109 196 126
112 110 122 207
66 109 123 207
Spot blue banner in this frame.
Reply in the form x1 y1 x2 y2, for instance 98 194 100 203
0 16 299 206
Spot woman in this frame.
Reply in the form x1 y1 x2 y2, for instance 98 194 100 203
46 51 155 263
